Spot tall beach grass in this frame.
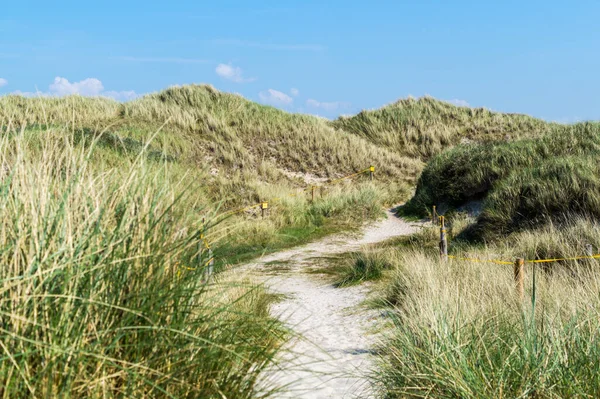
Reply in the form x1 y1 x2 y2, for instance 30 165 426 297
340 214 600 398
0 127 286 398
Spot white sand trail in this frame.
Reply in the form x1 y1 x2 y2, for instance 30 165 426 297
242 208 417 398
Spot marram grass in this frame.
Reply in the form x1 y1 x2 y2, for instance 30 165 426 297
0 128 286 398
1 87 413 266
349 217 600 398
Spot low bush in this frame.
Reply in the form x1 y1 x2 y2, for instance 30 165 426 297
407 122 600 239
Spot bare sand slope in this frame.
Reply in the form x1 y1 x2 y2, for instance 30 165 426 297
242 208 418 398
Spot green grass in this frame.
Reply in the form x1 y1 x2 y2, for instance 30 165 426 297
333 249 397 286
1 86 416 266
0 86 418 398
213 181 401 265
379 303 600 398
0 129 287 398
343 212 600 397
0 86 421 186
4 85 589 398
374 243 600 398
324 225 438 287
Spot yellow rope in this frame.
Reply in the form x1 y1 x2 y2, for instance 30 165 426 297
448 254 600 265
327 167 371 185
526 254 600 263
447 255 513 265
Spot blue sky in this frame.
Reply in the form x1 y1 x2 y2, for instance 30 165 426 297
1 0 599 121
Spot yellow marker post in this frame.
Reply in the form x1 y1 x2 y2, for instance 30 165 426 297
261 201 268 218
369 165 375 181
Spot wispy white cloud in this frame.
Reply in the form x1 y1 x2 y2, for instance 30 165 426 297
12 77 139 102
290 88 299 97
211 39 325 52
49 77 104 96
306 98 350 112
215 63 255 83
118 56 209 64
0 78 7 88
259 89 293 107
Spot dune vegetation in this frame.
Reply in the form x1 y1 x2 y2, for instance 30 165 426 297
332 96 552 161
333 115 600 397
0 127 286 397
4 83 599 398
407 121 600 239
0 85 415 397
334 215 600 398
1 86 414 263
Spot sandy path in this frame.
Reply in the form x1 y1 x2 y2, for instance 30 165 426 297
243 208 417 398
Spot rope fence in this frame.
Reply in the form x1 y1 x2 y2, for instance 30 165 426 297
433 207 600 300
436 212 600 265
180 165 376 280
221 165 374 219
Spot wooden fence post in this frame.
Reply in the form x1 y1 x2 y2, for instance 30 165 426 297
432 205 437 224
369 166 375 181
514 258 524 301
586 244 593 257
311 186 316 202
439 216 448 262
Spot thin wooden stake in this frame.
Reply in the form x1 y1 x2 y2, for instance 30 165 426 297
439 216 448 262
432 205 437 224
531 262 537 314
207 248 214 282
311 186 315 202
198 231 207 282
514 258 525 301
369 165 375 181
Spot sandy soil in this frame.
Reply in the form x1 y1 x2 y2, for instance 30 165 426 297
242 208 418 398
